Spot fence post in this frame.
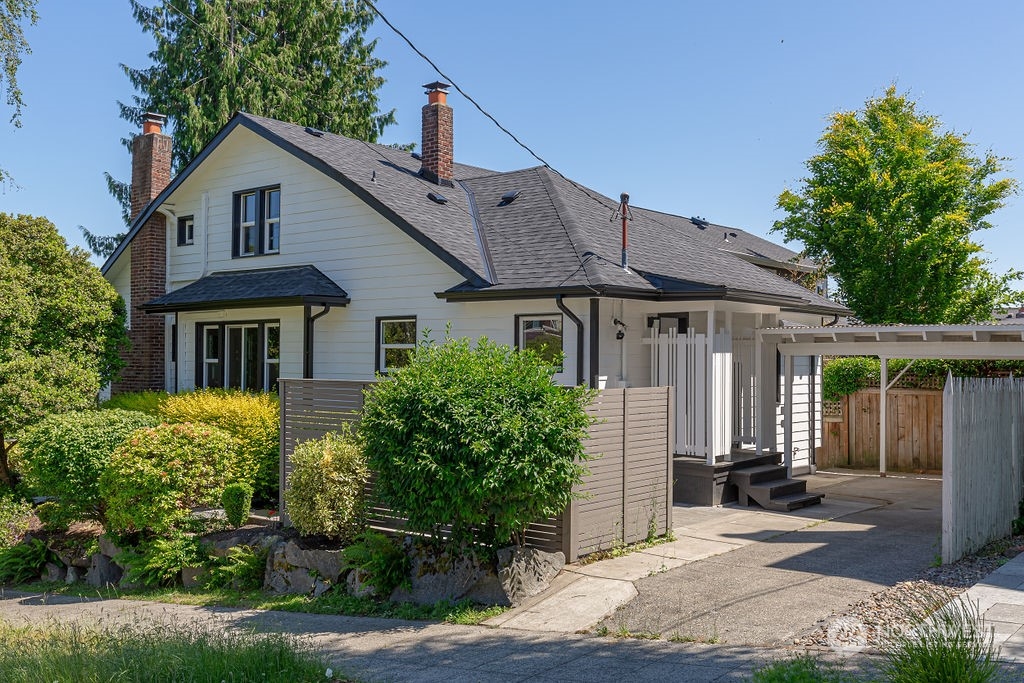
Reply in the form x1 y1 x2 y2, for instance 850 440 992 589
278 379 289 525
665 386 674 533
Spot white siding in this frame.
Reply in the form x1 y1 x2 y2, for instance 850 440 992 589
776 355 822 472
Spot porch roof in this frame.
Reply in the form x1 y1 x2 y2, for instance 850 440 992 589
141 265 350 313
760 323 1024 360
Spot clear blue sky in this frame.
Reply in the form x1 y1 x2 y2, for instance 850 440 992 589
2 1 1023 276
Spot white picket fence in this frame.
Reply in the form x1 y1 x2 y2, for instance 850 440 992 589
732 337 757 445
646 327 732 462
942 375 1024 563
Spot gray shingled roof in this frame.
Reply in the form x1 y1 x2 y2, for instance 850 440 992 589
141 265 349 313
113 111 847 317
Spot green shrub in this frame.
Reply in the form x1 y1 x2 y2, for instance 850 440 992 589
881 593 1001 683
221 482 254 528
822 356 880 401
0 494 32 549
18 409 158 524
33 500 72 533
159 389 280 506
100 422 239 535
361 334 594 549
204 544 267 591
341 530 410 596
822 357 1024 401
284 429 368 540
0 538 54 584
100 390 167 416
117 534 206 587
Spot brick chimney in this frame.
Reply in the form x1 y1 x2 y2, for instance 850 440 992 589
114 112 171 394
420 81 454 187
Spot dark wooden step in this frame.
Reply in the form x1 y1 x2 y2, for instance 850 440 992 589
745 478 807 500
762 491 825 512
729 464 789 486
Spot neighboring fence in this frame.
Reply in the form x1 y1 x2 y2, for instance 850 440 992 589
278 379 673 562
942 376 1024 563
819 388 943 471
646 327 732 461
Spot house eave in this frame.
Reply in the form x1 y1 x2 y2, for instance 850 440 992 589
141 294 351 314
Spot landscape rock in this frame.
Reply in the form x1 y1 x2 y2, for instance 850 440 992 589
86 553 123 588
42 562 66 583
496 546 565 607
55 548 90 569
97 535 123 560
311 578 332 598
283 540 343 582
346 568 377 598
390 541 493 605
181 566 207 588
65 566 82 584
263 542 316 594
203 528 282 559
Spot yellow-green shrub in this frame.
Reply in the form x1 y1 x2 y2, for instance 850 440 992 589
159 390 279 505
100 422 239 535
99 390 167 416
284 429 368 540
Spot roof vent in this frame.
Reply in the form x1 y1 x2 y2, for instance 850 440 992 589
427 191 448 205
498 189 522 206
690 216 708 229
304 126 325 137
410 151 421 160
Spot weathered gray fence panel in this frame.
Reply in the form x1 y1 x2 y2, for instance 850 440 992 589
279 380 672 562
942 376 1024 563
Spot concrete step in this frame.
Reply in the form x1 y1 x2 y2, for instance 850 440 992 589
729 464 789 486
762 491 824 512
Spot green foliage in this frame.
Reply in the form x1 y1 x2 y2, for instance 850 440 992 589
106 0 395 225
361 334 594 549
118 534 206 587
752 653 855 682
100 422 239 535
221 482 254 528
881 594 1001 683
0 0 39 187
823 356 1024 400
775 86 1020 324
283 428 368 540
204 544 268 591
0 493 31 549
33 500 71 532
19 409 158 524
341 530 410 596
0 538 52 583
0 619 335 683
159 389 279 505
0 213 129 486
100 390 166 416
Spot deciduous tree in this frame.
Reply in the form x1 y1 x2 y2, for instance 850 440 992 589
774 86 1019 324
0 214 128 485
0 0 38 185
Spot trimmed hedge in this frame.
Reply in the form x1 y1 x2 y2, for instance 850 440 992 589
823 357 1024 400
284 429 368 540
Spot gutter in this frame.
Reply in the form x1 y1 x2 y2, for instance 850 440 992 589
555 295 586 387
303 304 333 378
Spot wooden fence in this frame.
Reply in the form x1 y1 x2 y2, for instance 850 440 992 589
278 379 673 562
820 388 943 472
942 376 1024 563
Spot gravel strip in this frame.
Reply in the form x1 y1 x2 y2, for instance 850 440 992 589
797 537 1023 648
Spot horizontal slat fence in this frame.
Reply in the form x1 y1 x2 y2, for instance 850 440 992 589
942 376 1024 563
279 380 672 562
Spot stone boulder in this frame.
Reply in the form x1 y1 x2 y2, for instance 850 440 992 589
86 553 123 588
263 539 344 595
495 546 564 607
42 562 66 583
97 534 124 560
203 527 282 559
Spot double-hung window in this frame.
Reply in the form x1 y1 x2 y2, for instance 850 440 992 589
196 320 280 391
515 314 564 371
376 317 416 373
233 186 280 257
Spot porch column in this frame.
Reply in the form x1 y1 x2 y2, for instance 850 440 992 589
754 327 763 455
784 353 794 478
706 305 716 465
879 356 887 477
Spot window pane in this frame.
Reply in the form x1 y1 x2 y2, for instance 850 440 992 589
521 317 563 367
228 327 242 388
242 193 256 222
382 319 416 344
185 219 194 243
204 327 221 359
267 221 280 251
244 225 258 254
266 362 279 392
266 325 280 360
266 189 280 219
205 361 222 388
243 327 259 390
384 347 413 369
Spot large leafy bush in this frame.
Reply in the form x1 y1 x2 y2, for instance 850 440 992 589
361 335 593 549
100 390 166 416
822 357 1024 400
159 390 279 505
0 494 32 549
100 422 239 535
19 409 158 524
284 429 368 540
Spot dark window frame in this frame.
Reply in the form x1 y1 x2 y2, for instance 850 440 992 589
177 215 195 246
232 184 281 258
514 313 564 372
194 319 280 391
375 316 417 374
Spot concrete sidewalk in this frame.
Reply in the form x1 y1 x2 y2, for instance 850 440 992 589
961 551 1024 662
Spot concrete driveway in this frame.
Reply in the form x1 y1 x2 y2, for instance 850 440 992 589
595 472 942 646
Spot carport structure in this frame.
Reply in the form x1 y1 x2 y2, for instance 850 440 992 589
755 323 1024 477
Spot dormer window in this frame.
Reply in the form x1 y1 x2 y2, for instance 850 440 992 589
233 185 280 257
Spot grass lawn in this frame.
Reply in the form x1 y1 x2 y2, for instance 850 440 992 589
11 580 506 625
0 618 349 682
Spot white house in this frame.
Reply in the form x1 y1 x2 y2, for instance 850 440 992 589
102 82 849 508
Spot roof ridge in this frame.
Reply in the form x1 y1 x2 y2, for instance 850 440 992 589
534 167 601 289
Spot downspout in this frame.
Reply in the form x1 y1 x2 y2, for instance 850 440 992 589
556 295 585 387
303 304 332 379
